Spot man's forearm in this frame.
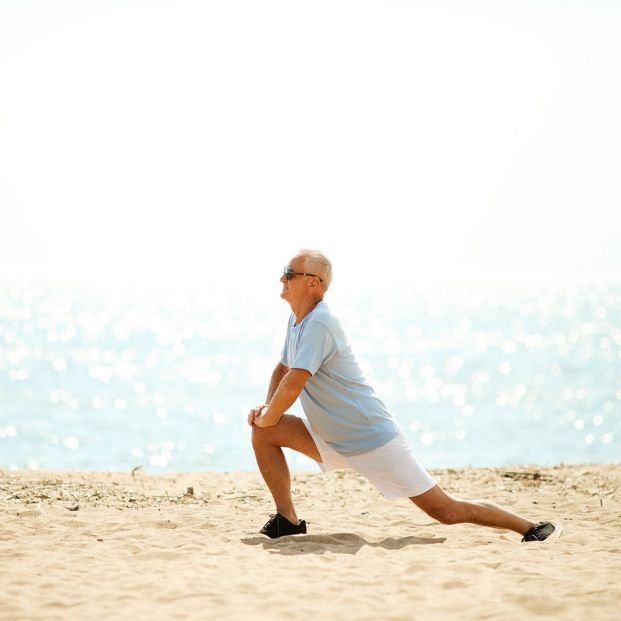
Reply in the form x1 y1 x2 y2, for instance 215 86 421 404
261 374 303 426
266 364 288 403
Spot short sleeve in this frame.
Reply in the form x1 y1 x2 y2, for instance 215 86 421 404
291 320 337 375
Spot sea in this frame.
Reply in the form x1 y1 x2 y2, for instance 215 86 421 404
1 275 620 473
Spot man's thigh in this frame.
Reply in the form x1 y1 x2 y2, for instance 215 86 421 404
255 414 322 462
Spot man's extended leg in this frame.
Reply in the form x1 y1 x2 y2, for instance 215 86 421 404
251 414 321 525
410 485 535 536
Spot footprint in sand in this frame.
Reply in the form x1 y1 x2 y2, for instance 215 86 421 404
441 580 468 589
16 510 41 518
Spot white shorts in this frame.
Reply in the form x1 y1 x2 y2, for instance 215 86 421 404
301 418 436 499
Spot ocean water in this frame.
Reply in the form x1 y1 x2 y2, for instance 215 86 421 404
1 277 620 473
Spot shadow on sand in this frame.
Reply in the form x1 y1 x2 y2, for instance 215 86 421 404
241 532 446 555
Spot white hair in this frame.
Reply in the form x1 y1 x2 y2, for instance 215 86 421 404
297 248 333 291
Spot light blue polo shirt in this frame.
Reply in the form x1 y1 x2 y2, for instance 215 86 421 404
280 301 400 456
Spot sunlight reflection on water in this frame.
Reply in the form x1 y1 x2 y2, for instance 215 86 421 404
1 277 620 472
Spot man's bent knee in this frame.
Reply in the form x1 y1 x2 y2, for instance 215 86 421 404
251 423 279 449
251 415 299 449
428 503 464 525
411 487 466 525
251 415 321 462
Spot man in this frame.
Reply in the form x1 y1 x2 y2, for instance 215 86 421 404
248 249 559 542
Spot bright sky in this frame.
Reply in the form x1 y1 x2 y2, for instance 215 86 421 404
1 0 620 290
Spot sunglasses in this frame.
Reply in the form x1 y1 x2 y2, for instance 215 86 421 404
283 265 324 282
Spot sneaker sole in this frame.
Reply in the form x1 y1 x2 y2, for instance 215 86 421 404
543 523 563 542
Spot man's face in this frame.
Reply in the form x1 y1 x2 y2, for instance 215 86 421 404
280 256 309 304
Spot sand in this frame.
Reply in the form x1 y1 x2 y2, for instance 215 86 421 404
1 463 620 621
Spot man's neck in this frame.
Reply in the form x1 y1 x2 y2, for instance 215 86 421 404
291 297 323 325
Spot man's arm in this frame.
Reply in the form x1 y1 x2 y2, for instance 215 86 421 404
266 362 289 403
246 362 293 427
252 368 311 428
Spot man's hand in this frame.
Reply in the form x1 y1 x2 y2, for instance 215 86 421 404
247 404 282 428
247 404 267 426
253 406 279 428
248 368 309 428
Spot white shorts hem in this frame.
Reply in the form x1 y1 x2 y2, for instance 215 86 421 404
301 417 436 500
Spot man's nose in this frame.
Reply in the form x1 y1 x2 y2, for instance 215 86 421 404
280 274 287 284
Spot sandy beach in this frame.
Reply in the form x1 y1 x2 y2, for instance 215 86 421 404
1 464 620 621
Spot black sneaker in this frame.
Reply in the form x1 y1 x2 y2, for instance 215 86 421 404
260 513 307 539
521 521 558 542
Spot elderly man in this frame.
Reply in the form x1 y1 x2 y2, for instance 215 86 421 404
248 249 558 542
